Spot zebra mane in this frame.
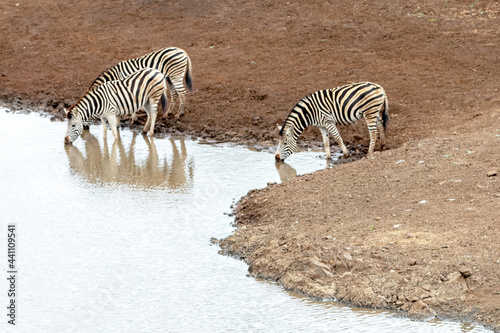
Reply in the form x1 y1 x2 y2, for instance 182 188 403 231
279 102 298 135
67 93 88 118
69 66 117 119
280 94 311 136
88 67 114 90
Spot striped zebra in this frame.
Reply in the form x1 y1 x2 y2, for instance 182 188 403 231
89 47 193 121
275 82 389 161
64 68 167 144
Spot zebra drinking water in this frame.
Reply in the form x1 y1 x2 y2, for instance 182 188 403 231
275 82 389 161
89 46 193 121
64 68 167 144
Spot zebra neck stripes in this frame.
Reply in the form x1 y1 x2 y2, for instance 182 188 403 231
68 88 108 123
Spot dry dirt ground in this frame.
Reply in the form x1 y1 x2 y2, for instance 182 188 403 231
1 0 499 330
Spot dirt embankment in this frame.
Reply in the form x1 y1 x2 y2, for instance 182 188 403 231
1 0 500 330
220 113 500 329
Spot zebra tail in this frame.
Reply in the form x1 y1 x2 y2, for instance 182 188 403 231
161 91 168 115
382 94 389 131
185 57 193 92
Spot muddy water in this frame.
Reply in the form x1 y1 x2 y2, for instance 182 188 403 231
0 109 492 333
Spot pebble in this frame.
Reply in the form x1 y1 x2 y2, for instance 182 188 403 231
460 268 472 278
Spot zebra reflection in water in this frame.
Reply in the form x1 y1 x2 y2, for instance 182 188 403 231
274 161 298 182
64 131 193 190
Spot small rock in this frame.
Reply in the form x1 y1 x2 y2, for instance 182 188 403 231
408 300 437 317
409 259 417 266
446 271 464 284
342 252 352 261
374 295 387 308
410 295 420 302
425 297 440 306
459 268 472 278
486 170 497 177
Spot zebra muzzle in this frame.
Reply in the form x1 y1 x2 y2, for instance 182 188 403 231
275 154 282 162
64 136 73 145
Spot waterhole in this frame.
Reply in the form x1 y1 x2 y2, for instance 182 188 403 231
0 109 491 332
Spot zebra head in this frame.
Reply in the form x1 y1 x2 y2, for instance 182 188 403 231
64 109 84 144
275 124 297 162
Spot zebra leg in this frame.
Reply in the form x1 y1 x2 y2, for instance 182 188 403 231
319 127 332 160
376 116 386 149
164 79 178 118
175 94 186 119
325 122 349 157
143 100 152 133
148 111 157 137
143 115 151 134
102 116 108 140
365 116 378 158
367 129 378 158
143 118 151 133
106 113 120 141
367 127 380 158
170 77 187 119
144 100 158 137
130 112 138 124
365 115 379 158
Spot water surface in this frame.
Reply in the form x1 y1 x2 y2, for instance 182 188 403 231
0 109 492 332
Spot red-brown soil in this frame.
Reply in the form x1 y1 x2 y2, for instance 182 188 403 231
1 0 499 330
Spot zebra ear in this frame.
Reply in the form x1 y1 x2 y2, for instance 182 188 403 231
64 108 69 114
277 124 282 132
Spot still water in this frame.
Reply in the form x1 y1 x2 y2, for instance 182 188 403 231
0 109 492 333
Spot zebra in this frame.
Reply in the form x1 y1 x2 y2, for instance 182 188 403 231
64 68 167 144
89 46 193 121
275 82 389 161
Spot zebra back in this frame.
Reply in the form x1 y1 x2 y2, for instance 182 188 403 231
71 68 166 121
89 66 126 90
88 47 192 91
281 82 387 135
